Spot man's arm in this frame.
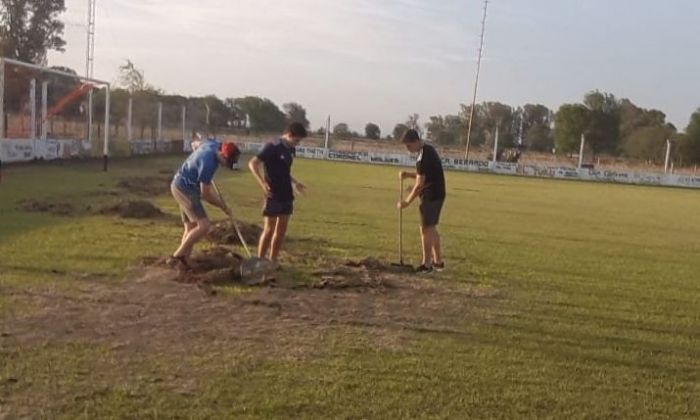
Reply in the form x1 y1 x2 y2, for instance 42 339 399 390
400 175 425 208
200 182 227 211
399 171 418 180
291 176 306 195
248 156 272 197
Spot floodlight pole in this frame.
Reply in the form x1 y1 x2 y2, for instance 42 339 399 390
464 0 489 162
86 0 96 145
664 139 671 174
103 85 110 171
0 59 5 139
578 133 586 169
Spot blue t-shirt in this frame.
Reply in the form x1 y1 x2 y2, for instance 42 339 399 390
257 139 295 202
173 139 219 194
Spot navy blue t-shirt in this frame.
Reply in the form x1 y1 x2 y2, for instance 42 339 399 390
257 139 295 202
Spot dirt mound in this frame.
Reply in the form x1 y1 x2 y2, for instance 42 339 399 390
19 199 87 217
208 221 262 246
144 247 244 285
117 176 171 196
345 257 389 271
310 257 411 290
100 200 164 219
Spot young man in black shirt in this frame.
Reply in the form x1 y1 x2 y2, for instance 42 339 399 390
397 129 446 273
248 123 307 263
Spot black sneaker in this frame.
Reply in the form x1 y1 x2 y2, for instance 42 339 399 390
415 264 433 274
433 262 446 272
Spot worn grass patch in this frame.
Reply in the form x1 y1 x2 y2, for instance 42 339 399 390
1 156 699 418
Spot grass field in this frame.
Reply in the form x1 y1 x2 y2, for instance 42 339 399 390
1 155 700 419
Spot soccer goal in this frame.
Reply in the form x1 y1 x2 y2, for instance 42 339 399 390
0 57 112 170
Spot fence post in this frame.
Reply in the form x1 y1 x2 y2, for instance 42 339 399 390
157 101 163 141
127 96 133 142
41 81 48 140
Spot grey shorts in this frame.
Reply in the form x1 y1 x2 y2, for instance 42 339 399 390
419 199 444 227
171 183 207 224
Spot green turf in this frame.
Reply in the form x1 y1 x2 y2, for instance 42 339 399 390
1 156 699 418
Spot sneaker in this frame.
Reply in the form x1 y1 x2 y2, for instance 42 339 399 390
433 262 446 272
166 255 191 272
415 264 433 274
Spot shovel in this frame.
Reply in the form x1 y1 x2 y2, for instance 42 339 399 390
392 175 414 271
212 181 276 283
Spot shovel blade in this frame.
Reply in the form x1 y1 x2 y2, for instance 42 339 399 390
240 257 277 280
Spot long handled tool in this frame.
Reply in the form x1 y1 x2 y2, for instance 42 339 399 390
212 181 276 282
392 175 413 270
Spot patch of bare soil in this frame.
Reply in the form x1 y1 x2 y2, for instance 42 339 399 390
117 176 172 196
3 253 501 364
18 199 90 217
207 221 262 246
99 200 164 219
142 247 244 285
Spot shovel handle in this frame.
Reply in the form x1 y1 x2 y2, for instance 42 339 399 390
212 181 253 259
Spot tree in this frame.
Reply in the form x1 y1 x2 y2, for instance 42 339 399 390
426 115 463 145
393 123 409 140
283 102 310 128
527 123 554 152
519 104 552 149
118 60 150 93
622 125 675 163
365 123 380 139
583 90 620 154
0 0 66 63
233 96 286 132
554 104 591 154
460 102 516 147
406 114 420 129
333 123 351 138
678 110 700 164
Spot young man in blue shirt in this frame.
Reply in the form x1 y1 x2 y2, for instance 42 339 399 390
169 133 241 270
248 123 307 264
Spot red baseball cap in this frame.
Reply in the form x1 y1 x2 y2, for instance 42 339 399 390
220 142 241 169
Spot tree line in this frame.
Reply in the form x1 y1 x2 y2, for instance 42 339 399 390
3 0 700 163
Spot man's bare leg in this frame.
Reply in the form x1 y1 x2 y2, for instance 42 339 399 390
420 225 434 267
258 217 275 259
431 228 442 265
181 221 196 246
269 216 289 262
174 218 211 259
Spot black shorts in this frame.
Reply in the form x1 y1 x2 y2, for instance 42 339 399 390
263 199 293 217
419 199 444 227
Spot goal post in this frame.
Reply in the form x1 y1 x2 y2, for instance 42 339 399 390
0 57 112 171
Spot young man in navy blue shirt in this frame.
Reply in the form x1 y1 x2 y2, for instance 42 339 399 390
397 129 446 273
248 123 307 263
169 133 240 270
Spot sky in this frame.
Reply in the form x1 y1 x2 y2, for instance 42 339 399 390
48 0 700 133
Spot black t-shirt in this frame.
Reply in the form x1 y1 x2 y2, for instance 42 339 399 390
257 139 296 202
416 144 446 201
